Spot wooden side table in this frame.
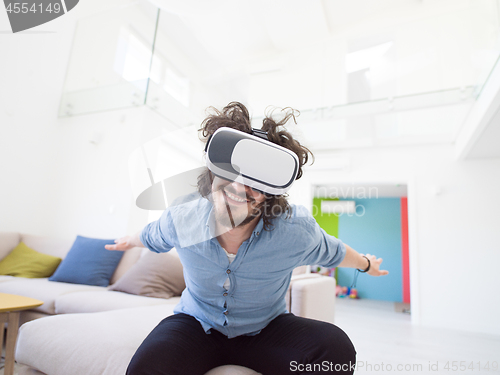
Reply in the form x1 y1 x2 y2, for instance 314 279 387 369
0 293 43 375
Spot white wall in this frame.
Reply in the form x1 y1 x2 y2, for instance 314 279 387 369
0 0 201 240
303 145 500 336
0 6 75 237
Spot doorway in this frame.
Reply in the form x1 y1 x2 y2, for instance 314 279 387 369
312 184 410 311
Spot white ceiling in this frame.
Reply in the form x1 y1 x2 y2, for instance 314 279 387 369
147 0 500 158
150 0 472 72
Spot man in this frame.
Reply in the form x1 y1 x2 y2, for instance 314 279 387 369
106 102 388 375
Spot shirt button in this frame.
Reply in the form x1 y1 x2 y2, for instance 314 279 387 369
226 269 231 274
223 292 228 297
256 232 260 236
223 311 228 315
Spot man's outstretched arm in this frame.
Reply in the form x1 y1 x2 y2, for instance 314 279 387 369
338 244 389 277
105 232 144 251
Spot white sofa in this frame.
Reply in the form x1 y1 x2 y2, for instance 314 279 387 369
0 232 336 375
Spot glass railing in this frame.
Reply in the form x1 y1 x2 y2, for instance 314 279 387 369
59 0 500 148
58 0 158 118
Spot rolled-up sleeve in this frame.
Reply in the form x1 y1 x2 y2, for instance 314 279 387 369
140 209 176 253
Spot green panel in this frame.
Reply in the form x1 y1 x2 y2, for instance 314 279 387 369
312 197 339 238
312 197 340 279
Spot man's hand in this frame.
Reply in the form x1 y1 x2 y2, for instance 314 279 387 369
105 236 135 251
105 233 144 251
338 245 389 276
361 253 389 277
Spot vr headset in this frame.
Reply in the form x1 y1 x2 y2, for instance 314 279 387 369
205 127 299 195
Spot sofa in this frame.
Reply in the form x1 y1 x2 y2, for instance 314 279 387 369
0 232 337 375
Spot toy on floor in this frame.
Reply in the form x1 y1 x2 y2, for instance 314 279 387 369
314 267 360 298
336 285 359 299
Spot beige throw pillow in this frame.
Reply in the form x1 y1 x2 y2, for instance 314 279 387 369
109 251 185 299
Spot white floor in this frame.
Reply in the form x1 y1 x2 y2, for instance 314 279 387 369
334 298 500 375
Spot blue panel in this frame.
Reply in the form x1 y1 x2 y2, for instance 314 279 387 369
337 198 402 302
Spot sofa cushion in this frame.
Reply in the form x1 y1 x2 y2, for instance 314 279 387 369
290 275 336 324
49 236 124 287
109 247 143 285
21 234 74 259
108 251 185 299
0 232 20 261
17 366 45 375
205 366 261 375
0 278 105 314
16 305 261 375
0 275 15 282
0 242 61 278
285 273 321 311
55 291 180 314
16 305 178 375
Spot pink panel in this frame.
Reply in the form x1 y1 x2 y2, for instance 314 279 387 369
401 197 410 303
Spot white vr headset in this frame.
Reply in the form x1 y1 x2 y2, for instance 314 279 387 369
205 127 299 195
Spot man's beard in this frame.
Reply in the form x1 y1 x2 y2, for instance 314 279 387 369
214 199 264 229
211 183 264 229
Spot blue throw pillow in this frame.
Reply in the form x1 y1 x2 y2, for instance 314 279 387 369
49 235 124 287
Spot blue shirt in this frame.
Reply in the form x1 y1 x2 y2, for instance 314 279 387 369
140 194 346 339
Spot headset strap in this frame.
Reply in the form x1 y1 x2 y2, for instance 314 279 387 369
252 128 269 140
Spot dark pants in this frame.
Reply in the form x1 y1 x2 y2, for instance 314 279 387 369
126 313 356 375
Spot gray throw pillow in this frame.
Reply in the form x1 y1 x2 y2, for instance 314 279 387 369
109 251 185 299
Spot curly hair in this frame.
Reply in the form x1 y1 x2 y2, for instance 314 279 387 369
197 102 313 231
